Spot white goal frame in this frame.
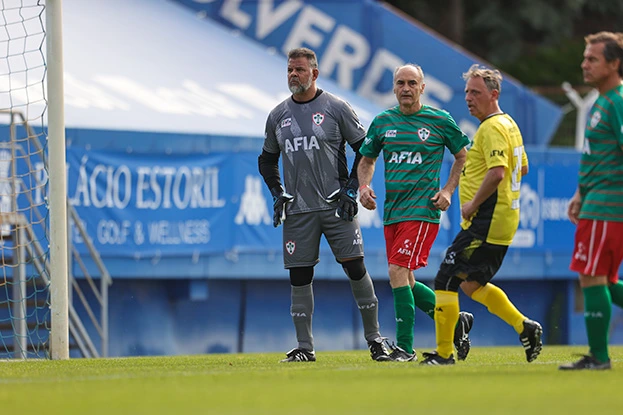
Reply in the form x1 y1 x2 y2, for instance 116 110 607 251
46 0 68 360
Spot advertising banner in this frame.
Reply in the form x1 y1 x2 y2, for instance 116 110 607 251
64 148 579 262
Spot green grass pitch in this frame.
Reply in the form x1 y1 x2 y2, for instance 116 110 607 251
0 345 620 414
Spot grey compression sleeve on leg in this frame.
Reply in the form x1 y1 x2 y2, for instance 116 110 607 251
349 273 381 342
291 283 314 351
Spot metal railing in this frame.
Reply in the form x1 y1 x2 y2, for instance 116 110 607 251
0 109 111 358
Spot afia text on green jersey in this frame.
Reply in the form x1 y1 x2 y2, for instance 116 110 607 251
361 105 469 225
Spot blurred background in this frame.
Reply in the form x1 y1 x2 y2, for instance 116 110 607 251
386 0 623 147
14 0 622 357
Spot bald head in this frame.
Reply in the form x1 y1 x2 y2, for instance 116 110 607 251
393 64 426 115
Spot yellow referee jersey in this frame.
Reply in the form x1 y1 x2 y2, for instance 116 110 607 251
459 113 528 245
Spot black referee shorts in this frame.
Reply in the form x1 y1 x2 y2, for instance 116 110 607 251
436 229 509 288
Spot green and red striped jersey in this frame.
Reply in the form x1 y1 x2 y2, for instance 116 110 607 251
360 105 469 225
579 84 623 222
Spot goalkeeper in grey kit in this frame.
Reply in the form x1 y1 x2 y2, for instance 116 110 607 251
258 47 390 362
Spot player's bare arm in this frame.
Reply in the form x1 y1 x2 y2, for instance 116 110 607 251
461 165 504 220
357 156 377 210
521 164 529 176
432 147 467 211
567 188 581 225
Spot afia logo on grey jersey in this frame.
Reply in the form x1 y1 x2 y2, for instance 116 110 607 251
284 136 320 153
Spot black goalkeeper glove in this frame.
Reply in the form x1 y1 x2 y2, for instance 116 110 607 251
325 179 358 222
270 186 294 228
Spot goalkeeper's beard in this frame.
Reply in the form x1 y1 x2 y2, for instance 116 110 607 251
289 78 312 95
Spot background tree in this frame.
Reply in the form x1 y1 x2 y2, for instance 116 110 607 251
384 0 623 145
385 0 623 85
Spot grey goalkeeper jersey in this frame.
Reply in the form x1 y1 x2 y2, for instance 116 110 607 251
263 90 366 215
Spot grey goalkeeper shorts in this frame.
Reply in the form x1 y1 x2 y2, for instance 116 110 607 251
281 209 364 269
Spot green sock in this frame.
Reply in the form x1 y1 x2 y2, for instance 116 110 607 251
412 281 435 319
608 281 623 309
413 281 463 331
583 285 612 363
393 285 415 353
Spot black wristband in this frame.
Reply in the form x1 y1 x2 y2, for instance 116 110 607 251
345 177 358 192
270 186 284 201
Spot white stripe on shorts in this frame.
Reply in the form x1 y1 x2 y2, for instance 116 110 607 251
591 221 608 276
583 220 608 276
409 222 430 269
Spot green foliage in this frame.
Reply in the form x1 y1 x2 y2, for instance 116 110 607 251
464 0 585 64
584 0 623 15
0 346 621 414
385 0 623 146
497 39 585 86
386 0 623 86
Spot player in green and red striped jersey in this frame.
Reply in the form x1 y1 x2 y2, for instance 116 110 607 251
358 64 471 362
561 32 623 371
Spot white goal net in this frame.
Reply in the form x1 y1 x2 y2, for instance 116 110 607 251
0 0 51 359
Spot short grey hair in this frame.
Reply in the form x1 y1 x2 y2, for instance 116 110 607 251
393 63 424 83
462 64 502 93
287 47 318 69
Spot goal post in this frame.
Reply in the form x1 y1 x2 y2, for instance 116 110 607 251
46 0 69 360
0 0 68 359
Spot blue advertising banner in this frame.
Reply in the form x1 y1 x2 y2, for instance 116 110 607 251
67 150 233 256
65 147 580 268
514 163 579 253
172 0 562 147
65 148 403 258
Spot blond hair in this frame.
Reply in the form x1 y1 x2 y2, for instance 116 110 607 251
462 64 503 93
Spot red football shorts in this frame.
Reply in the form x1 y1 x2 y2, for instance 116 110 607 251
570 219 623 283
384 221 440 271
